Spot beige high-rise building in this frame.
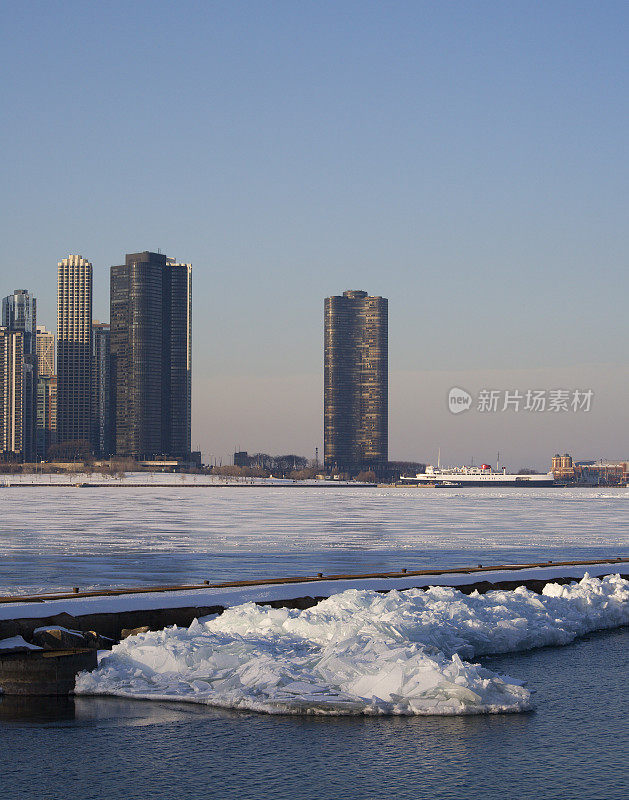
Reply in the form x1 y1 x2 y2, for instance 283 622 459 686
0 328 25 458
57 255 93 445
2 290 37 461
36 325 55 377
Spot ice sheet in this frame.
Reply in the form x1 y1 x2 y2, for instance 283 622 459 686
0 484 627 593
75 574 629 716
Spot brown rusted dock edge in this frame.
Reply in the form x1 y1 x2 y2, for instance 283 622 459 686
1 558 627 646
1 557 627 605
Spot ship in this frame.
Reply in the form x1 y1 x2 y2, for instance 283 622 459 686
400 463 556 487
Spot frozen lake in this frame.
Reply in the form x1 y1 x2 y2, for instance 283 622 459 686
0 485 627 593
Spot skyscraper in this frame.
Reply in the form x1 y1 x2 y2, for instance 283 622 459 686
2 290 37 353
92 321 112 457
324 290 388 474
57 255 93 445
2 289 37 460
35 325 56 458
36 325 55 377
110 251 192 459
0 328 25 459
164 258 192 458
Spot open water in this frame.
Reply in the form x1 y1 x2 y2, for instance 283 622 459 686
0 626 627 800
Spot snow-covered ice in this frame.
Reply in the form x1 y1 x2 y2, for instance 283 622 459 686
0 485 627 593
75 574 629 716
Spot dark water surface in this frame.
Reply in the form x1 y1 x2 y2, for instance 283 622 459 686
1 627 627 800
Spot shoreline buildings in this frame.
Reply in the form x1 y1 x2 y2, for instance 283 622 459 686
1 290 37 460
324 290 388 475
110 251 191 460
56 255 93 445
551 453 628 486
1 249 192 464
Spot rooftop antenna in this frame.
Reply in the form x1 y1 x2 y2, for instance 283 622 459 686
497 451 500 470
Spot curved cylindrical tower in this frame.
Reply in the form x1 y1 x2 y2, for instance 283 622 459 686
324 290 388 473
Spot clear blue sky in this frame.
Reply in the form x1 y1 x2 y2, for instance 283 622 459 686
1 1 627 466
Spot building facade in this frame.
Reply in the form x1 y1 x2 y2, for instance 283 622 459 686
36 375 57 458
551 453 627 486
35 325 56 459
324 290 388 473
2 290 37 460
0 329 25 459
110 251 192 459
57 255 93 446
36 325 55 377
164 258 192 458
92 322 112 457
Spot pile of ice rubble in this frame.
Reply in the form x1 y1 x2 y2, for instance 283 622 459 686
76 574 629 716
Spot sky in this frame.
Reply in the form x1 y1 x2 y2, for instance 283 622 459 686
1 1 628 469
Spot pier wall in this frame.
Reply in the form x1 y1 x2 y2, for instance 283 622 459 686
1 560 627 645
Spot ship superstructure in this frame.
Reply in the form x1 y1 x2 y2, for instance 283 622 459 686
400 463 555 487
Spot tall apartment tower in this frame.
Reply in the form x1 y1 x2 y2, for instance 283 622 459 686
36 325 55 377
0 329 25 458
2 290 37 461
92 322 112 457
164 258 192 458
324 290 388 474
57 255 93 445
35 325 56 458
110 251 192 459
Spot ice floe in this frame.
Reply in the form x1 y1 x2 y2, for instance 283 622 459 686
75 574 629 716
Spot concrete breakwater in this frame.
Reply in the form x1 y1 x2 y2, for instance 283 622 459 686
1 559 627 647
0 649 97 695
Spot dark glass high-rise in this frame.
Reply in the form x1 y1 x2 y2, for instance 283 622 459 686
110 251 191 459
324 290 388 474
91 322 112 457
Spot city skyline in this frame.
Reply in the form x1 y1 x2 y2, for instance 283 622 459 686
0 249 192 463
2 4 628 468
0 259 627 470
0 8 626 793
